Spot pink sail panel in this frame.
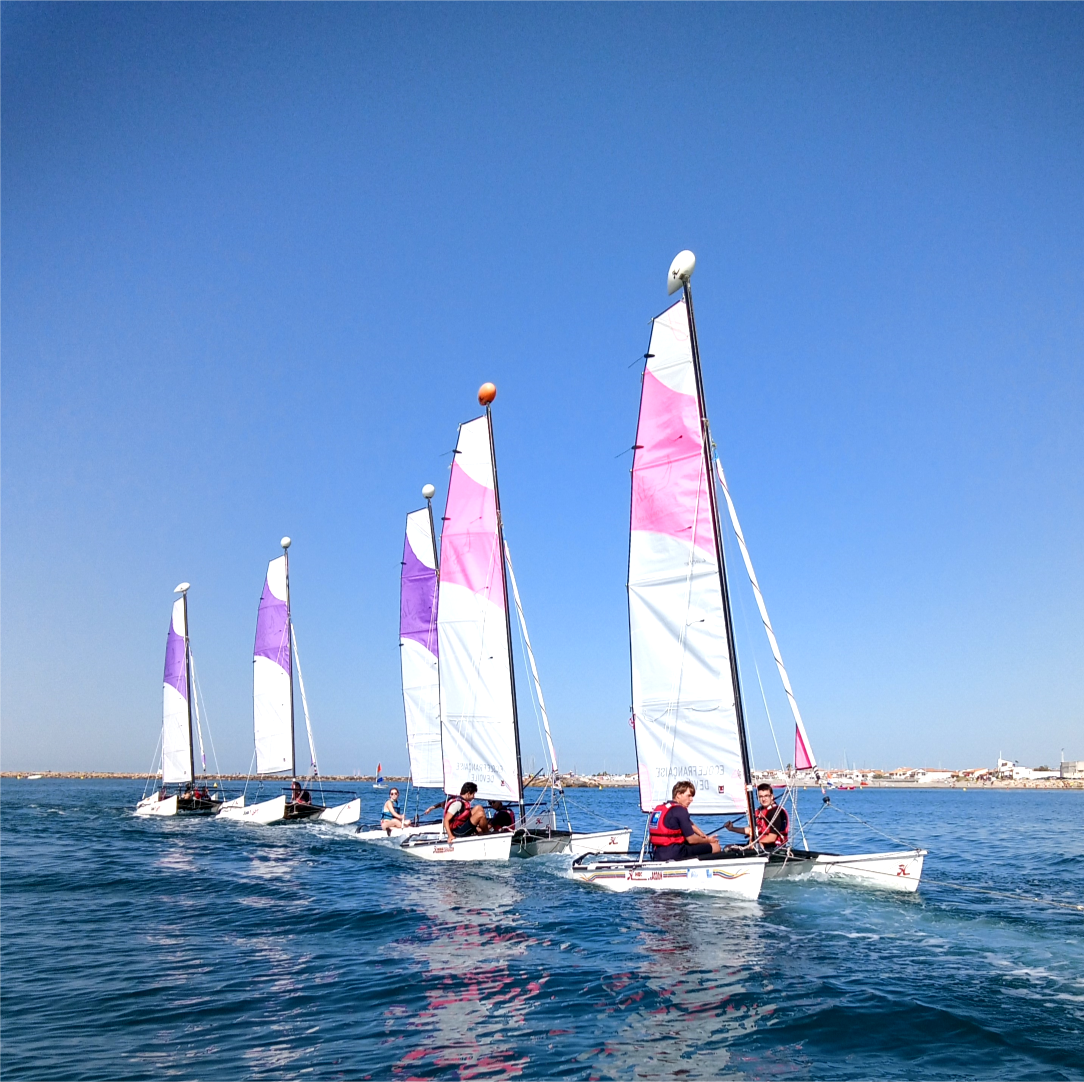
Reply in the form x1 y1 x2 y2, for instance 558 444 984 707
795 728 815 771
438 414 520 802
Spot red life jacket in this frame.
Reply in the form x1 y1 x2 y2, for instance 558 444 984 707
445 795 473 831
648 802 687 847
491 806 515 831
755 805 788 846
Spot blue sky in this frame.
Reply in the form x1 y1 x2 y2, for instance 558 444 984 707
3 3 1081 775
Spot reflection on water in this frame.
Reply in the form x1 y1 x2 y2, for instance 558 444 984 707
386 866 540 1079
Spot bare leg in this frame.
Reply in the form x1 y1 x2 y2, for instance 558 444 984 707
469 806 490 834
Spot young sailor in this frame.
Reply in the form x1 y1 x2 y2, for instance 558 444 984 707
442 782 490 838
723 783 789 851
487 800 516 832
649 781 721 860
381 788 407 834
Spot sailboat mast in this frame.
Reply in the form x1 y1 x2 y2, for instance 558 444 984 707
282 537 296 778
682 280 758 834
486 400 526 817
182 587 195 783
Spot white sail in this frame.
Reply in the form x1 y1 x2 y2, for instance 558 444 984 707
438 416 521 802
253 554 293 775
161 596 192 784
400 508 444 788
629 298 747 815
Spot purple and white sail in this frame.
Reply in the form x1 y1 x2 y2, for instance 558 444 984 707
400 508 443 788
162 596 193 784
253 554 293 775
438 416 520 802
629 298 747 815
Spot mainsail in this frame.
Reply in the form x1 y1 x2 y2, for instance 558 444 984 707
161 596 193 784
629 297 750 815
253 554 293 775
400 507 444 788
437 414 522 802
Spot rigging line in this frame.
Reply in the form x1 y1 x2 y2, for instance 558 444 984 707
716 458 816 770
290 623 320 784
143 728 164 800
504 538 558 778
724 520 785 774
822 799 920 850
561 792 632 829
189 650 221 777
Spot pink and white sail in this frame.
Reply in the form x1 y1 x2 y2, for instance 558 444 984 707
253 555 293 775
400 508 443 788
629 298 747 815
162 597 193 784
437 416 520 802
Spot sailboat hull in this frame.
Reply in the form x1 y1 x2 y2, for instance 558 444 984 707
571 853 766 898
135 794 179 817
509 828 633 858
763 848 926 892
399 831 514 862
217 795 287 824
355 822 439 842
317 798 362 825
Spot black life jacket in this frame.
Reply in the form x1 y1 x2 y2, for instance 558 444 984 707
490 807 515 831
648 802 686 847
445 795 473 831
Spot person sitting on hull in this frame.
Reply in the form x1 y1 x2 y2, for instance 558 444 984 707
442 782 490 838
649 780 721 860
487 800 516 832
381 787 407 834
723 782 789 852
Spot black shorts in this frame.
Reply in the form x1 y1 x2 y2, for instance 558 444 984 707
653 841 714 861
451 822 476 838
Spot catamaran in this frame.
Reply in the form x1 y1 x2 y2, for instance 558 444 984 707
572 251 924 895
135 584 225 817
356 490 447 842
218 538 360 826
571 252 769 897
399 389 631 861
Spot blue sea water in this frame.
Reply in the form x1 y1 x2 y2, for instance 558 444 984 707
2 780 1082 1081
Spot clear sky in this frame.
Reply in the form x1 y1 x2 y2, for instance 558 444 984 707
3 3 1081 776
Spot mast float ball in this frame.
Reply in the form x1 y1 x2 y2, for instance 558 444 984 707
281 536 292 550
478 382 497 406
174 582 190 594
667 250 696 295
422 484 436 501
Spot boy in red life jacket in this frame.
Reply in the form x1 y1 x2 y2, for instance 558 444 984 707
649 781 722 861
442 782 491 838
723 783 789 851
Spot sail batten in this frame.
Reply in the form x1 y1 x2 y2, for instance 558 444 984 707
400 506 443 788
161 597 193 784
438 415 521 802
629 298 747 815
253 555 293 775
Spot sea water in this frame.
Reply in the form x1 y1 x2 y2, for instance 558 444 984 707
2 780 1081 1080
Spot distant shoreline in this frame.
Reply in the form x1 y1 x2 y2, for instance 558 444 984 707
3 771 1081 790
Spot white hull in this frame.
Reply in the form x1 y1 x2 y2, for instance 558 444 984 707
318 798 361 825
217 794 286 824
569 829 632 856
135 794 178 817
399 831 513 862
572 854 766 898
764 849 926 893
355 823 436 842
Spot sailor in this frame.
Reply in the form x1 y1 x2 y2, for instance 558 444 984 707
381 787 407 834
487 800 516 832
649 780 721 861
442 782 490 838
723 783 789 850
290 780 302 804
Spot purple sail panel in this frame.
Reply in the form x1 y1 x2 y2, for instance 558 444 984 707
163 597 188 699
400 515 438 656
254 556 291 675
